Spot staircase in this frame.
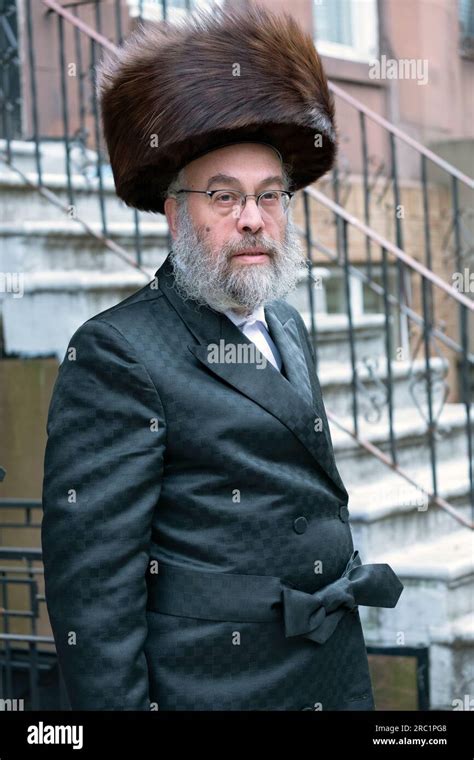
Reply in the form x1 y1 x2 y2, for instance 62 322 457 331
0 0 472 711
0 139 168 358
333 398 473 710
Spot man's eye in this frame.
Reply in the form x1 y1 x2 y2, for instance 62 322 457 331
260 192 280 203
214 192 240 204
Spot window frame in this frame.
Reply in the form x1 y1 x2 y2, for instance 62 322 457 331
313 0 379 64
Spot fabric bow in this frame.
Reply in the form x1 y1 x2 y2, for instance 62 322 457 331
282 550 403 645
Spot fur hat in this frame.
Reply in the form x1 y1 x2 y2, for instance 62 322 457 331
96 4 336 215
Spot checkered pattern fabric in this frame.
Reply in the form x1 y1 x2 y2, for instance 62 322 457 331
40 252 389 711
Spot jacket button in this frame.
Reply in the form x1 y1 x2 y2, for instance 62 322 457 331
339 505 350 523
293 516 308 534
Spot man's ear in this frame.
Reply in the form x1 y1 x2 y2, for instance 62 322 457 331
164 197 178 239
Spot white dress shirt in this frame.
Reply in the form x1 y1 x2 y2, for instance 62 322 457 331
223 304 283 372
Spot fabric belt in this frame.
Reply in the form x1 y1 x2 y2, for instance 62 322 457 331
146 550 404 645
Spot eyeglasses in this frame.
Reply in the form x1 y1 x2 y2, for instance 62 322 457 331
174 188 294 217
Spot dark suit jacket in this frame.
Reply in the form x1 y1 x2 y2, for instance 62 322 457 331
41 252 385 711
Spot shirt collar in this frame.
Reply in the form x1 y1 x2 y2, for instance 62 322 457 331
223 303 267 329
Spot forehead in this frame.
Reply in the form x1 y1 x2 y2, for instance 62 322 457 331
184 143 283 186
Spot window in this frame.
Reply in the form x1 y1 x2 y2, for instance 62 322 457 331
313 0 379 63
126 0 222 23
459 0 474 58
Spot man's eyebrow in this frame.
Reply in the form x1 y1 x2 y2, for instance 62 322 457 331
205 174 285 190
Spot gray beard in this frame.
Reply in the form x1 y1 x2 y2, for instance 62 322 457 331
168 202 306 315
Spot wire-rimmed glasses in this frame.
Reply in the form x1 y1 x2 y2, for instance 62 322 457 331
174 188 294 217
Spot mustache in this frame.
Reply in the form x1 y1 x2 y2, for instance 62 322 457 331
221 237 276 259
195 225 277 260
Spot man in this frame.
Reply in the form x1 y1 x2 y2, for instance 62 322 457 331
41 5 403 711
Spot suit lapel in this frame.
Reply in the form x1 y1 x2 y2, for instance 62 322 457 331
156 254 347 498
263 309 313 407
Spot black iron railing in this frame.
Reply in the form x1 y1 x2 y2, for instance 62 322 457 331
0 499 70 710
298 186 473 528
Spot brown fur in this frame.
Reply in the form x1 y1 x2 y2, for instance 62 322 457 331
96 4 337 214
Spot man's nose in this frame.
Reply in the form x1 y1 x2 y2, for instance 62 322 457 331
235 198 265 234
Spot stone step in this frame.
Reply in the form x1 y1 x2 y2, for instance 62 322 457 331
347 456 472 556
359 529 474 645
428 611 474 710
300 310 387 363
1 266 159 360
0 219 170 273
0 161 156 225
331 402 472 485
319 355 449 417
1 138 86 176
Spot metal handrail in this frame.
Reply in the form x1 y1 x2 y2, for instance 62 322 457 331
325 409 473 530
43 0 116 52
302 187 473 528
306 186 474 312
328 82 474 190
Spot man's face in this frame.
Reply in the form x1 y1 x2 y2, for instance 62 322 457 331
164 142 305 315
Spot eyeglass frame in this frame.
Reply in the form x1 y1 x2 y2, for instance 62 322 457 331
173 188 295 214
